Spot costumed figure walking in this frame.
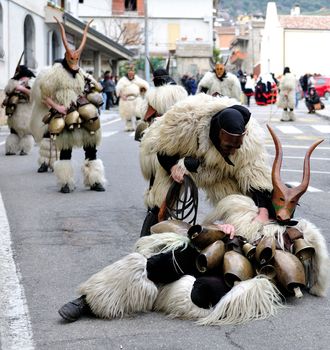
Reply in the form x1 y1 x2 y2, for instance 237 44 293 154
139 93 273 236
134 55 188 140
278 67 296 121
30 17 106 193
57 126 328 324
2 53 35 156
196 60 241 101
116 65 149 132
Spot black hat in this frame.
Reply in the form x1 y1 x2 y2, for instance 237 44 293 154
283 67 290 75
210 105 250 139
13 65 35 80
153 68 176 87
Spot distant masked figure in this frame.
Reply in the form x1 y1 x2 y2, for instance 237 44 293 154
2 53 35 156
197 61 242 101
116 66 149 132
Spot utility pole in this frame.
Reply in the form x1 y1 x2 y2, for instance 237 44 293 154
144 0 150 82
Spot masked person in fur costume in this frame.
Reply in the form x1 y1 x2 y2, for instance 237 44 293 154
116 66 149 132
277 67 297 122
134 56 188 141
58 125 328 325
139 93 273 236
30 18 106 193
2 53 35 156
196 61 242 101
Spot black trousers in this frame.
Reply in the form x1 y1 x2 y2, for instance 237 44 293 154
60 146 97 160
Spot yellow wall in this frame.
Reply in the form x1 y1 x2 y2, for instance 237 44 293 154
168 23 180 50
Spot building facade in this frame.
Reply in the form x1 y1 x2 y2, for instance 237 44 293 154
78 0 215 81
0 0 133 92
260 2 330 77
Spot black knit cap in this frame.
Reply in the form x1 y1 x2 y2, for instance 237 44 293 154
13 65 36 80
153 68 176 87
209 105 251 150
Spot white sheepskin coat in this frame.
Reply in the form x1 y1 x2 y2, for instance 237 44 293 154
197 71 242 101
204 194 330 297
140 93 272 208
5 78 34 138
277 73 296 109
30 63 101 149
136 84 188 119
116 75 149 121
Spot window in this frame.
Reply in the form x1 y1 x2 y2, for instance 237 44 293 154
24 15 36 69
125 0 137 11
0 4 4 58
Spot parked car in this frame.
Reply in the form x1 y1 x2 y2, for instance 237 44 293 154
314 76 330 99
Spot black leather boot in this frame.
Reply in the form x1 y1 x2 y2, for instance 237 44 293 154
37 162 48 173
140 207 159 237
60 184 71 193
58 295 92 322
90 182 105 192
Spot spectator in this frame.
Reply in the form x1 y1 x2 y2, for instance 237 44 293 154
186 76 197 95
305 87 324 114
102 73 116 110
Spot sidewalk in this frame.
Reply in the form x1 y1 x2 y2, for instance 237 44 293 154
315 105 330 120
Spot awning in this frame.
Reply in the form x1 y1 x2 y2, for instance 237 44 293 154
45 7 134 61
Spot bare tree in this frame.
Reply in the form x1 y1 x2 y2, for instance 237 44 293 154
101 19 144 46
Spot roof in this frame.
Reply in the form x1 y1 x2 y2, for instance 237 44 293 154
279 15 330 30
44 6 134 60
63 13 134 59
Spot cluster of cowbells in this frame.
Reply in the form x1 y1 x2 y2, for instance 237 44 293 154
44 82 103 139
151 221 315 298
3 93 29 117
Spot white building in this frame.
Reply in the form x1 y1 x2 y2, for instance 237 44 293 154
0 0 133 92
260 2 330 77
78 0 215 80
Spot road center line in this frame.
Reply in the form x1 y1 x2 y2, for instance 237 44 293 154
0 193 34 350
101 118 121 127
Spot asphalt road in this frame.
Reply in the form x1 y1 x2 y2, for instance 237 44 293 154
0 99 329 350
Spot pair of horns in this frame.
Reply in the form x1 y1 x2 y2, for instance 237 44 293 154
267 124 323 198
146 54 171 75
209 56 229 70
54 16 93 56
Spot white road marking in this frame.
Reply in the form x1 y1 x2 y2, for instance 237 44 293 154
286 182 323 192
276 125 303 134
102 131 118 138
282 169 330 175
311 125 330 133
268 155 330 161
265 144 330 150
0 193 34 350
101 118 121 127
0 141 4 146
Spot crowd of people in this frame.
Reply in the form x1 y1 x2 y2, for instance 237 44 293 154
1 18 329 329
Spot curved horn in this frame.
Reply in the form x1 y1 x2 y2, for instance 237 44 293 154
267 124 286 192
166 53 171 73
54 16 72 54
14 51 24 76
292 139 324 196
209 57 215 70
76 19 93 54
146 56 155 74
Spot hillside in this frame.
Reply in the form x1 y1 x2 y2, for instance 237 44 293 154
219 0 330 17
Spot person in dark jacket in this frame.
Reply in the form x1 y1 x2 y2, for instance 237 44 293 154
305 87 324 113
